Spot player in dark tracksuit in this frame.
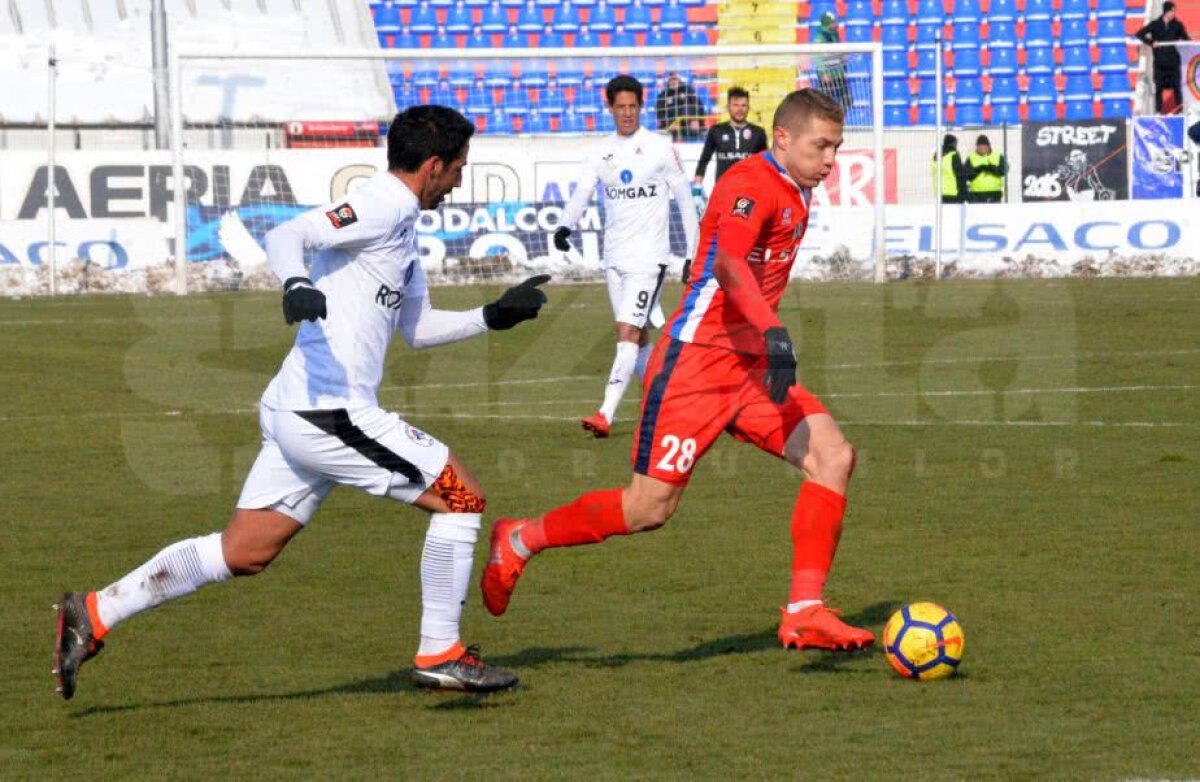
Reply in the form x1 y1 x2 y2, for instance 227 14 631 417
693 87 769 185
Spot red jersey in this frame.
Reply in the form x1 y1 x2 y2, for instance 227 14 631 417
663 151 811 354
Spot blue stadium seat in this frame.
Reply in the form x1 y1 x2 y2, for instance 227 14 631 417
1064 74 1092 100
502 25 526 46
916 78 939 124
1064 98 1095 120
574 79 604 114
464 0 490 7
646 24 671 46
517 2 543 32
1096 0 1125 19
882 24 908 49
1024 19 1053 46
539 85 568 114
487 106 515 133
1097 44 1131 73
500 0 524 7
571 0 597 6
1027 101 1057 121
845 23 872 43
611 24 637 46
844 0 873 31
553 2 581 32
394 26 420 48
952 22 980 50
642 0 664 7
484 58 514 87
956 103 984 125
481 2 507 31
431 80 457 105
953 47 981 77
503 86 533 114
660 0 687 31
523 109 551 133
955 77 983 104
881 0 907 25
589 2 616 31
884 78 909 102
885 103 911 126
395 0 418 6
410 2 438 33
1100 72 1129 93
991 102 1021 123
608 0 632 7
1100 95 1131 118
536 0 559 8
394 82 420 109
540 25 565 46
597 112 616 132
987 21 1017 48
883 48 908 79
1026 74 1057 109
987 0 1016 22
519 59 551 87
466 27 491 47
625 0 652 32
375 1 401 33
430 0 454 9
1023 0 1052 22
1024 45 1054 74
575 24 601 46
915 0 943 25
557 66 584 85
412 67 441 87
1096 17 1127 45
915 22 942 47
432 26 456 47
1059 0 1089 22
954 0 981 23
679 0 704 7
845 105 873 126
1061 45 1091 74
990 75 1020 104
446 3 473 32
916 47 940 78
682 28 708 46
1061 18 1089 47
559 109 588 132
449 65 478 87
989 46 1018 76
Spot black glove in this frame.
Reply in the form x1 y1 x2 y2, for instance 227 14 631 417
763 326 798 404
483 274 551 330
282 276 327 325
553 226 572 252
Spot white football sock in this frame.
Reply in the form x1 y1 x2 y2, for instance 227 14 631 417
599 341 640 423
417 512 481 658
634 343 653 382
786 599 823 614
95 532 231 631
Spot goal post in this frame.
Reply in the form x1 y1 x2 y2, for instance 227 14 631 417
169 43 886 295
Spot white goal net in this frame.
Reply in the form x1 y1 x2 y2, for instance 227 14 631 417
169 44 884 294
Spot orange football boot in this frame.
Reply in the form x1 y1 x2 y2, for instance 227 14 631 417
480 518 530 616
580 412 610 438
778 604 876 651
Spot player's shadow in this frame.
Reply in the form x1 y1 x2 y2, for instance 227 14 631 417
69 669 511 719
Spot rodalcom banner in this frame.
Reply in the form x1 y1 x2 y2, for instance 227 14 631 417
1131 116 1185 200
1020 119 1129 202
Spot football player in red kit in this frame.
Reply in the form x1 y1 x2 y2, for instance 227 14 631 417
482 89 874 652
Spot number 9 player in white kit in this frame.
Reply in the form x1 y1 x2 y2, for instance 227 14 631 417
554 75 699 438
52 106 550 698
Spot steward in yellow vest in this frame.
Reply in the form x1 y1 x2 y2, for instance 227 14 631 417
932 133 967 204
965 134 1009 203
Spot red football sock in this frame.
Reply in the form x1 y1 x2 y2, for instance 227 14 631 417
519 488 628 554
789 481 847 604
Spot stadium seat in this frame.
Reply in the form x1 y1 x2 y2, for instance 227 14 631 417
446 3 473 33
1024 45 1054 75
956 103 984 125
844 0 873 32
520 59 552 87
502 25 526 46
540 25 565 46
954 0 981 23
574 79 604 113
885 103 912 126
987 21 1017 49
487 106 515 133
1061 18 1089 47
523 110 551 133
990 75 1020 104
1064 74 1093 99
539 85 569 114
625 0 652 32
503 86 533 114
1026 74 1057 113
553 2 581 32
989 46 1018 76
410 2 438 33
1064 98 1095 120
988 0 1016 22
882 24 909 49
1059 0 1089 22
536 0 559 7
1096 0 1125 19
884 78 909 102
991 101 1021 123
608 0 632 7
481 2 508 31
916 22 942 47
916 78 939 124
465 27 490 47
559 109 588 131
953 47 982 77
1100 95 1131 118
393 0 418 7
682 28 708 46
679 0 704 7
589 2 616 32
430 0 454 8
394 26 420 48
517 2 542 32
1027 101 1057 121
395 82 420 109
484 59 514 87
464 0 490 7
883 49 908 79
431 81 457 105
1024 0 1053 22
412 67 441 87
1061 45 1091 74
1097 44 1132 73
881 0 907 25
660 0 687 32
575 24 601 46
595 111 615 131
375 1 401 34
916 47 940 78
951 22 980 50
845 23 872 43
1096 17 1127 45
611 24 637 46
432 26 456 47
449 65 478 88
956 77 983 104
915 0 943 25
646 24 671 46
1024 20 1053 47
557 66 585 85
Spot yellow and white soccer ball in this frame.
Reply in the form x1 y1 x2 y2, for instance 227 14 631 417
882 602 965 681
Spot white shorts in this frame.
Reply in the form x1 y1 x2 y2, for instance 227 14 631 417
606 265 668 329
236 405 450 525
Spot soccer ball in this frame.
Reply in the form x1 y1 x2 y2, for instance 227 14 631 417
882 602 965 681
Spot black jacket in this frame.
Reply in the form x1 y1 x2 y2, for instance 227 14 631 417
694 121 769 181
1136 17 1190 71
655 85 706 140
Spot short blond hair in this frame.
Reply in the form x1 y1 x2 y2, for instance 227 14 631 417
772 88 845 132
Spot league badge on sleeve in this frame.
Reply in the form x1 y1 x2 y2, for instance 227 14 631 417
731 196 756 219
325 203 358 229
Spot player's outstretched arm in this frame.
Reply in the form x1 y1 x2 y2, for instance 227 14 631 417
398 268 550 349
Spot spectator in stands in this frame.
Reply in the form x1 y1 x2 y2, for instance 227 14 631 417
964 134 1008 203
655 72 706 141
813 12 852 111
693 86 769 186
933 133 967 204
1136 2 1191 114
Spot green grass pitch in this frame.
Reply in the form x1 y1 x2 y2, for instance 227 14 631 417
2 278 1196 779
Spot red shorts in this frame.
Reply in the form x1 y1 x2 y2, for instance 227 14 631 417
631 338 829 486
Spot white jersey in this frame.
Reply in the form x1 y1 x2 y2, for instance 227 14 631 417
561 126 699 273
261 171 485 412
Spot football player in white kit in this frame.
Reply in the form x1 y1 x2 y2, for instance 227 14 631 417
554 75 699 438
52 106 549 698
